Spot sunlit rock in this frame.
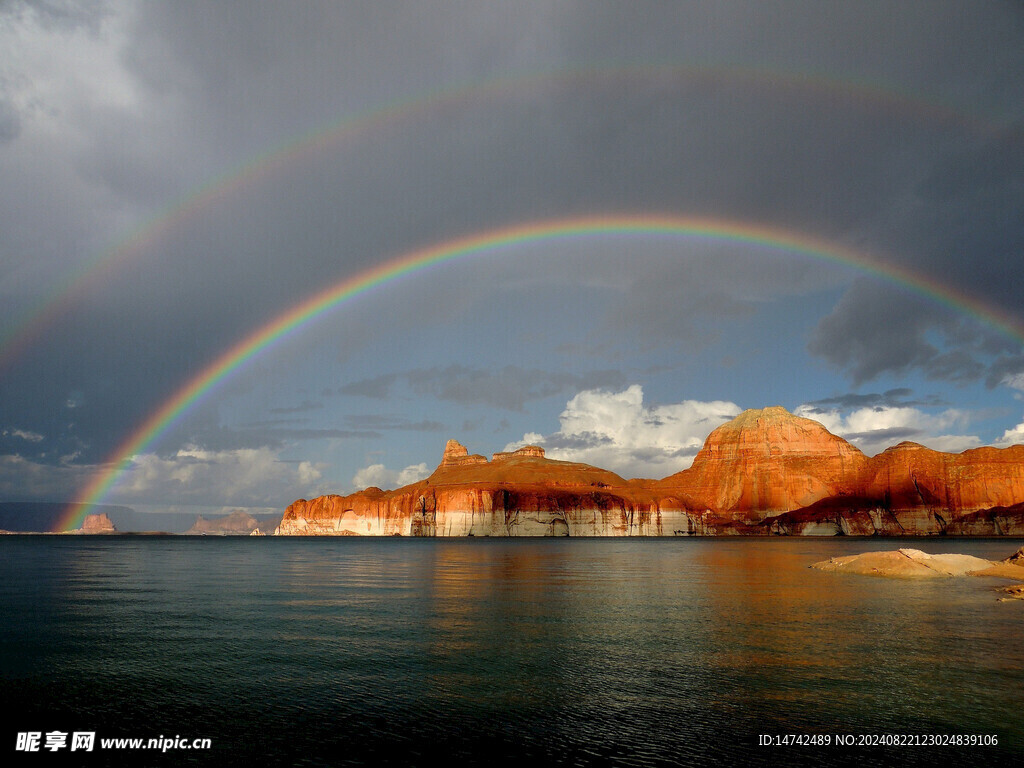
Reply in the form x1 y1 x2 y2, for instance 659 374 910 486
276 407 1024 537
77 513 117 534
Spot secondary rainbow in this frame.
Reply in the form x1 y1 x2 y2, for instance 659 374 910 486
4 64 1008 371
58 213 1024 531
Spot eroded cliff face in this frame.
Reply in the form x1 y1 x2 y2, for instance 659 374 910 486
759 442 1024 536
276 409 1024 536
865 442 1024 516
657 406 870 520
278 443 708 537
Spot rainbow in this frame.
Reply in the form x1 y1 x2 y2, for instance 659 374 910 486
3 64 1010 371
57 213 1024 531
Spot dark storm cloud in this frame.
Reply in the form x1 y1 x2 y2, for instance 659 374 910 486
566 2 1024 386
808 281 1016 385
128 13 1020 388
0 294 265 464
2 0 1024 502
808 123 1024 383
11 4 1022 315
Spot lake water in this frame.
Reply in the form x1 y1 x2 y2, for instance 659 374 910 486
2 536 1023 766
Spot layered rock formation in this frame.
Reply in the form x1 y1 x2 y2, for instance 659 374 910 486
277 442 693 537
276 407 1024 537
660 407 1024 536
657 406 870 520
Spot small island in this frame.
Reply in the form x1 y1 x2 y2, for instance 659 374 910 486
811 546 1024 600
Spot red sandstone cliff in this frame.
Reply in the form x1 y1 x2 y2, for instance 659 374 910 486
276 408 1024 537
278 440 701 537
657 406 870 519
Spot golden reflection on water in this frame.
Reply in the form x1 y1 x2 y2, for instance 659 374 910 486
7 536 1024 760
232 537 1024 735
415 542 583 708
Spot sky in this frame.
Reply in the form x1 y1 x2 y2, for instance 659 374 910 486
1 0 1023 523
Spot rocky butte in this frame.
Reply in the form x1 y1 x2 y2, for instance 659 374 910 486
75 513 118 534
276 406 1024 537
186 510 264 536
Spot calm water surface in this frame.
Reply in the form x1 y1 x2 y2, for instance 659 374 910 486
2 537 1022 766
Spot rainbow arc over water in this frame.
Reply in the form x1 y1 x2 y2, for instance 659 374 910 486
5 64 1014 371
57 213 1024 531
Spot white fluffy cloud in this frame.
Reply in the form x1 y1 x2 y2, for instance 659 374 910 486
793 405 981 455
351 462 429 491
110 445 329 506
994 419 1024 448
0 447 310 509
505 385 741 479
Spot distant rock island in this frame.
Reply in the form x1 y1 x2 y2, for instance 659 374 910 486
185 510 281 535
277 406 1024 537
75 513 117 534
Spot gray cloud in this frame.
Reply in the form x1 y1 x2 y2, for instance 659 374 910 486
802 116 1024 384
11 0 110 31
253 428 381 442
840 427 924 446
342 365 628 411
805 389 947 410
180 415 445 453
808 282 1015 385
987 355 1024 390
341 415 446 433
0 98 20 143
406 366 628 411
338 374 399 400
268 400 323 415
2 1 1023 504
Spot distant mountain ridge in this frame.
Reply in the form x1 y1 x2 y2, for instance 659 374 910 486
277 407 1024 536
185 510 283 535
